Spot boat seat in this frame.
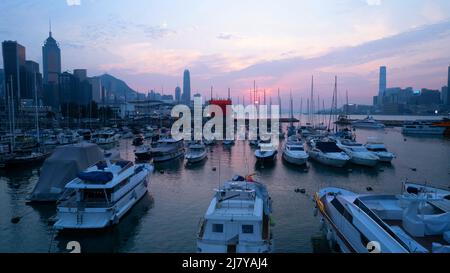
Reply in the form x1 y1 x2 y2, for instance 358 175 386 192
402 204 425 237
444 231 450 244
390 226 428 253
432 243 450 253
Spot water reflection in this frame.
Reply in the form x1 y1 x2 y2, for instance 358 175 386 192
53 193 154 253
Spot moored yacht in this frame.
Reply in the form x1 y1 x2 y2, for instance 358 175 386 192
91 131 118 147
185 141 207 163
364 138 395 163
255 142 278 163
402 120 446 135
197 175 273 253
308 141 350 168
282 137 309 166
151 137 185 163
351 116 385 129
54 160 153 230
134 145 152 160
314 183 450 253
338 139 380 167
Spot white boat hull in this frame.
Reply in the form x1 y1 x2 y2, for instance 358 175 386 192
153 150 184 163
308 151 349 167
54 173 149 230
186 152 207 163
197 239 273 253
282 152 308 166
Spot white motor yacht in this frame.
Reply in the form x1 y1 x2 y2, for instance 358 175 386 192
351 116 385 129
134 145 152 160
185 142 207 163
282 138 309 166
314 183 450 253
338 139 380 167
151 137 185 163
197 175 274 253
54 160 153 230
308 141 350 168
91 131 118 147
255 142 278 163
364 138 396 163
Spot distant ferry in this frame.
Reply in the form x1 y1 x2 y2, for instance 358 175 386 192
402 120 446 135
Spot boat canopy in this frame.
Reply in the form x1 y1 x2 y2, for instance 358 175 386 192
316 142 342 153
29 143 104 202
77 171 113 183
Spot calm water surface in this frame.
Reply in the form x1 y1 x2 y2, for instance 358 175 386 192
1 124 449 253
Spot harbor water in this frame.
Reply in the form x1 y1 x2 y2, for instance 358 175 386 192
0 119 449 252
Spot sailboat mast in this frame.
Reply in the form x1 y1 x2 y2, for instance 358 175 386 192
346 89 349 117
34 72 40 145
289 91 293 127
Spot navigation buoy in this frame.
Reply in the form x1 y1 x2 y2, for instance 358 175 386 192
411 168 417 172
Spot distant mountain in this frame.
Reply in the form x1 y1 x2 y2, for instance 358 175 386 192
98 73 140 101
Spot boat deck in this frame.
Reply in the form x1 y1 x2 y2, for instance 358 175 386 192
384 219 447 252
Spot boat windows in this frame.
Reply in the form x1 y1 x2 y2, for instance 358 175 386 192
212 224 224 233
82 189 110 202
368 148 387 152
242 225 254 234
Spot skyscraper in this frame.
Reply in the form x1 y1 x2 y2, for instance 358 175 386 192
378 66 387 106
447 65 449 94
42 25 61 84
25 60 43 101
0 69 4 97
2 40 26 109
175 86 181 102
182 69 191 105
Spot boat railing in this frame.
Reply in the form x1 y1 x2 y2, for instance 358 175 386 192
197 217 206 239
60 199 112 209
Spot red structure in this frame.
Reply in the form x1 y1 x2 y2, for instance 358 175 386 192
208 99 232 116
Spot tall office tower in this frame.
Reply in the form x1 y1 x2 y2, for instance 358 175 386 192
447 65 450 93
74 69 87 82
88 77 102 103
182 69 191 105
378 66 387 106
2 41 26 109
42 25 61 84
0 69 4 97
175 86 181 102
25 60 43 101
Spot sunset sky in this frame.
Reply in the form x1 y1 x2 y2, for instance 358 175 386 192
1 0 450 107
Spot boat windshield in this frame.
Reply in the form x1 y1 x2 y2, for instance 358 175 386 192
368 148 387 152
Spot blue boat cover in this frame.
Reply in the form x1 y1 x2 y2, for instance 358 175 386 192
77 171 113 183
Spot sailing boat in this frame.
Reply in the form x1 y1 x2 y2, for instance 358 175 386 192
287 91 296 137
336 89 352 125
1 74 49 168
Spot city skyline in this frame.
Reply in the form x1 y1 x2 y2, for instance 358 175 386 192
0 0 450 106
